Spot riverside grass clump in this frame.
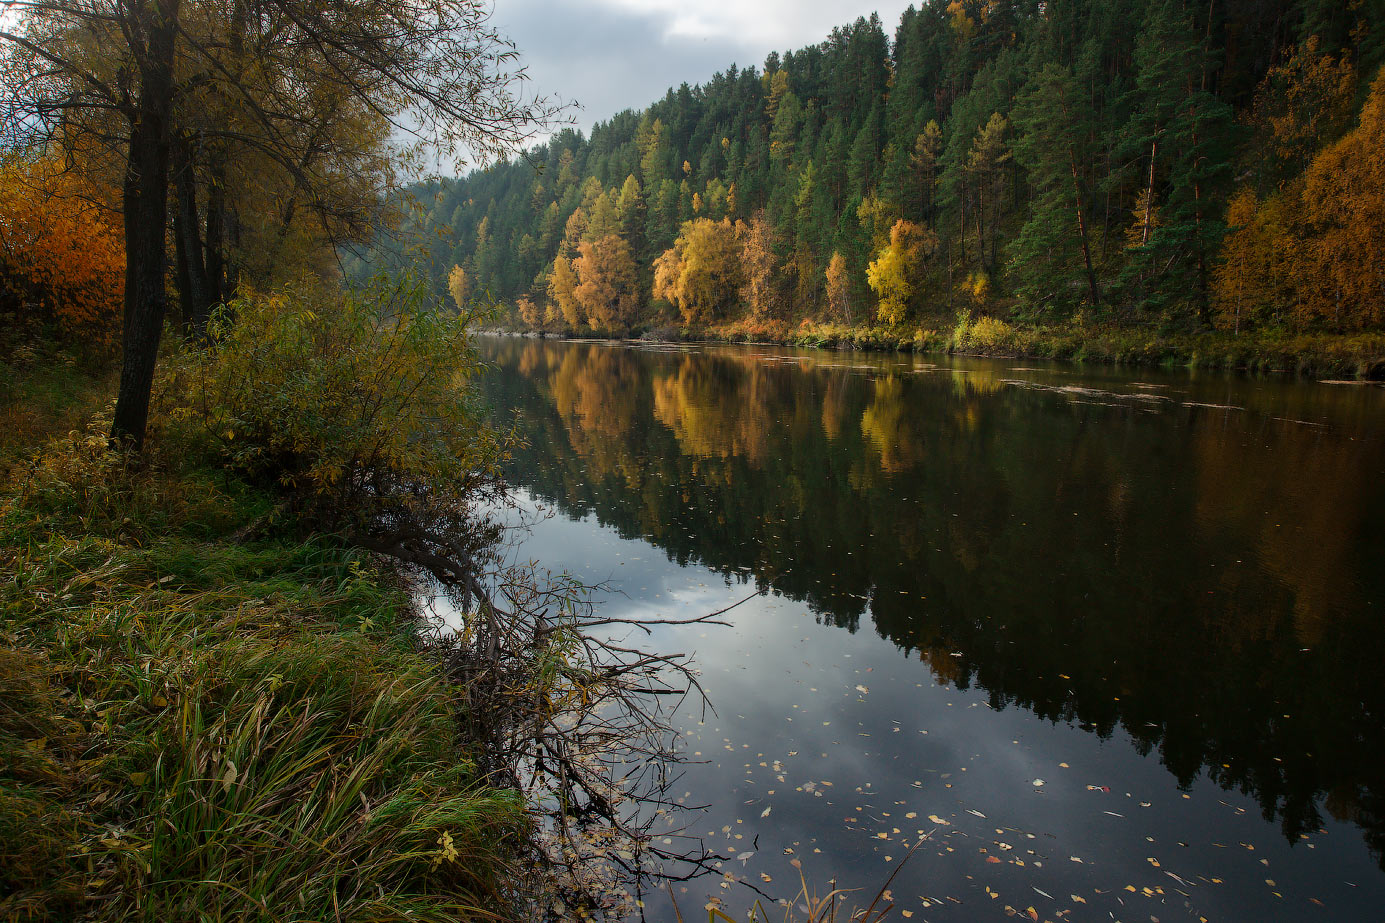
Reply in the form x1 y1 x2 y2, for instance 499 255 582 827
0 278 539 921
0 416 530 922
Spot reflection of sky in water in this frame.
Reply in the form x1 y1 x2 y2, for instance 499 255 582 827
497 490 1382 921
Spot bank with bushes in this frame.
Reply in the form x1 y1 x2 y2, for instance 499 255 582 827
0 277 575 920
523 315 1385 381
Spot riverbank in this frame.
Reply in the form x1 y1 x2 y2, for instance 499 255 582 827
0 358 531 920
508 317 1385 381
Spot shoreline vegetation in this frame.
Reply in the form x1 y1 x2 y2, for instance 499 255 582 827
362 2 1385 387
2 317 540 920
489 318 1385 382
0 283 723 922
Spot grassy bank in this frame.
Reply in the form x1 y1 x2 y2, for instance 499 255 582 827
784 317 1385 380
524 316 1385 380
0 363 530 921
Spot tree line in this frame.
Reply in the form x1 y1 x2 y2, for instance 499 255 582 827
364 0 1385 338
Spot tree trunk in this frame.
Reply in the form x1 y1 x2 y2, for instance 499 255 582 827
110 0 180 450
1142 135 1158 245
204 153 226 308
173 137 212 339
1067 146 1101 307
974 183 985 273
958 175 969 273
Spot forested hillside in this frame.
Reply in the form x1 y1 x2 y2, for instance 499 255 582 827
357 0 1385 345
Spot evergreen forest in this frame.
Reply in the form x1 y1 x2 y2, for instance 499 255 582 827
357 0 1385 350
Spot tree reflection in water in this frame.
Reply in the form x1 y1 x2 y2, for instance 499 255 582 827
481 337 1385 867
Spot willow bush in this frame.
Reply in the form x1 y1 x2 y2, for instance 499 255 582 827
168 274 510 586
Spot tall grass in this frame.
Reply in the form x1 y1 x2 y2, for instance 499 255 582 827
0 415 530 921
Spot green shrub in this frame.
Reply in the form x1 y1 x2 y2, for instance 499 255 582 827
167 275 511 574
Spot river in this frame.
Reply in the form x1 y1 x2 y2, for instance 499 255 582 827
478 336 1385 921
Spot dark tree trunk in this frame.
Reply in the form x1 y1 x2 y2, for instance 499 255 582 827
1067 145 1101 307
173 137 212 339
111 0 180 450
204 154 226 307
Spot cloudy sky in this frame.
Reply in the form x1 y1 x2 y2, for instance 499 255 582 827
490 0 915 137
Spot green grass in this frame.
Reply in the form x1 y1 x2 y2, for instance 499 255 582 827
1 396 530 920
776 318 1385 379
0 347 117 479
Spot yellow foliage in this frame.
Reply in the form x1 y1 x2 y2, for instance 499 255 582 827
967 315 1013 348
651 218 743 325
867 220 936 325
547 255 583 328
446 265 471 310
1214 69 1385 332
0 156 123 343
573 234 638 330
170 275 504 518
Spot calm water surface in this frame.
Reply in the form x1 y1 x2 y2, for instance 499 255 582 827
479 338 1385 921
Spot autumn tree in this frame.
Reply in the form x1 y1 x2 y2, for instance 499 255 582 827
867 219 937 325
516 294 543 329
547 255 583 328
447 265 473 310
0 0 559 447
739 212 784 319
0 155 124 341
651 218 743 325
574 235 638 331
824 252 854 324
1292 68 1385 330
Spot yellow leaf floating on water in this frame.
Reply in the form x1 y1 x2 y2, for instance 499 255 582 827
927 815 949 825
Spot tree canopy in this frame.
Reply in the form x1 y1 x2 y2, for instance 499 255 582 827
0 0 560 446
366 0 1385 339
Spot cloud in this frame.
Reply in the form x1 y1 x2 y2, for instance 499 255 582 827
489 0 914 137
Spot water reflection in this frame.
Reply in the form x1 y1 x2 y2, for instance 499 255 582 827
481 338 1385 883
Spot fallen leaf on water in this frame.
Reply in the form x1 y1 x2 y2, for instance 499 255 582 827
761 806 772 818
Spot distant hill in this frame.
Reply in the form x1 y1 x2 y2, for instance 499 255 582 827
352 0 1385 339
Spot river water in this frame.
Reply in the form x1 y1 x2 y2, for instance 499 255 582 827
478 337 1385 921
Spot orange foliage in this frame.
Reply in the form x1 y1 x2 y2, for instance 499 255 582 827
0 157 124 342
1294 69 1385 330
1215 69 1385 332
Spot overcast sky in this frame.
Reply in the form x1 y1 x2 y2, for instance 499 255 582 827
490 0 915 140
